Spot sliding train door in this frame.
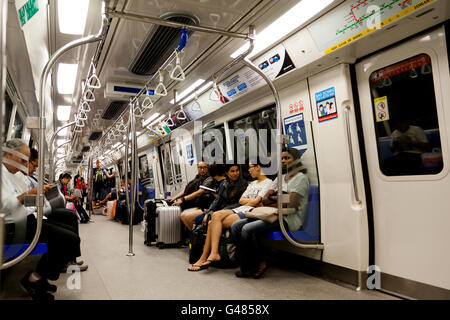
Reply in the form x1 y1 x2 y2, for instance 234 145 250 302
355 26 450 298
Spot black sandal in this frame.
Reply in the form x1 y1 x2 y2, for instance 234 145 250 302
187 263 210 272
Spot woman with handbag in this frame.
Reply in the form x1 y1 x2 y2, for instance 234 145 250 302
188 162 271 271
231 147 309 279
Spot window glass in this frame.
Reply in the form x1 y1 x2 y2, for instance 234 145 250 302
159 144 182 185
202 125 226 165
3 91 13 141
12 111 23 139
369 54 443 176
170 144 183 184
229 105 277 180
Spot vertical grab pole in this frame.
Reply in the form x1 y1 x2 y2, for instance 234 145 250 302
0 0 7 268
125 103 136 256
242 59 324 250
87 155 93 219
129 103 138 256
2 4 107 271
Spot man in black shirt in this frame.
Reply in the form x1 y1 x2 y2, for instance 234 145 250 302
166 161 210 210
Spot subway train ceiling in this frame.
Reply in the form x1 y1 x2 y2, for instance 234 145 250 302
44 0 310 155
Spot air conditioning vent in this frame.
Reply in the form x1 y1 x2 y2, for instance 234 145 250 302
102 100 128 120
129 13 199 76
89 131 102 141
81 146 90 152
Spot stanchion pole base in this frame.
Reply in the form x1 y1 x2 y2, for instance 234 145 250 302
126 252 135 256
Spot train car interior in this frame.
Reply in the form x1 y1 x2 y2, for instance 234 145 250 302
0 0 449 302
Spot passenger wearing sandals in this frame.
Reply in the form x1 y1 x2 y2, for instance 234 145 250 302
180 163 227 230
231 147 309 279
188 162 271 271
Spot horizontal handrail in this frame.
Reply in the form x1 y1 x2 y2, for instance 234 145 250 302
106 10 253 40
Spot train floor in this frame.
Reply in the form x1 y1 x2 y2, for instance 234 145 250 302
1 215 396 300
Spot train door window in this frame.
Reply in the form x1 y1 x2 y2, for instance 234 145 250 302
229 105 277 180
3 90 13 141
202 125 226 164
12 112 24 139
370 54 443 176
159 143 182 185
170 143 183 184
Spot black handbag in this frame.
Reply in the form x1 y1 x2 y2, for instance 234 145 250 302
189 223 207 264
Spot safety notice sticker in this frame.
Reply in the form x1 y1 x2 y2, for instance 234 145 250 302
315 87 338 123
374 96 390 122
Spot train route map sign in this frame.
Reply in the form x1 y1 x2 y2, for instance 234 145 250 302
307 0 435 54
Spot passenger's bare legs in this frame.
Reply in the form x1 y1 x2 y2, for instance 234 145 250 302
180 208 202 231
207 211 240 262
188 221 213 271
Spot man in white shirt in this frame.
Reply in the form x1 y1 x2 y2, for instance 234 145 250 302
1 139 82 301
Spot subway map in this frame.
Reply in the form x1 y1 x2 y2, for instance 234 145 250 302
307 0 435 54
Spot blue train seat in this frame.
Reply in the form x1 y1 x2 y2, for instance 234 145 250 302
146 187 155 199
265 185 320 242
378 129 441 161
3 243 48 260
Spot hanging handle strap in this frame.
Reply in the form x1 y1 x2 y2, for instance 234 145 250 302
176 105 187 121
155 71 167 96
169 51 185 82
83 88 95 102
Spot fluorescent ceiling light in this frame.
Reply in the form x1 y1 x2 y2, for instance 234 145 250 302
57 63 78 94
57 105 71 121
170 79 205 104
57 127 68 136
58 0 89 35
113 142 122 149
231 0 334 58
149 114 166 127
179 81 214 105
142 113 161 127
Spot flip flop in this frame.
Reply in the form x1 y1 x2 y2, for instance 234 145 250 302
187 263 210 272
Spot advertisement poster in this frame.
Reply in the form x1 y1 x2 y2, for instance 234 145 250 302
217 44 296 105
374 96 390 122
315 87 338 123
283 113 307 151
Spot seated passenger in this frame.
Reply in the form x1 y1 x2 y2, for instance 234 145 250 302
1 139 85 301
57 173 89 223
384 118 430 175
26 148 86 229
231 147 309 279
187 162 271 271
166 161 210 210
114 173 144 224
180 163 226 230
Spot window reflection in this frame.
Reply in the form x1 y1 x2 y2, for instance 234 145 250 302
370 54 443 176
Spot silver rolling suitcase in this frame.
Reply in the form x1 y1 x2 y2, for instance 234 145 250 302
155 205 182 247
145 199 182 248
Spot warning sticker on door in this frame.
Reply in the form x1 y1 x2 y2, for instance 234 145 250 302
374 96 390 122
